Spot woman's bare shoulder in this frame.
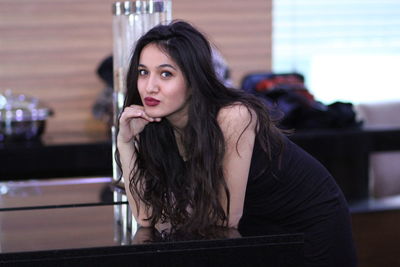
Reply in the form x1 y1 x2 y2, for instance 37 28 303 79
217 103 257 133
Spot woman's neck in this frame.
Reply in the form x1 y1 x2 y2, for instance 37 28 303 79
165 98 190 130
173 129 188 161
167 112 188 131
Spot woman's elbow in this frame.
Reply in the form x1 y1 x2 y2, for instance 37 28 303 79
228 215 241 228
135 216 152 227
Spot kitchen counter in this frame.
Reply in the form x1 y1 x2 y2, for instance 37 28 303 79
1 128 400 202
0 132 113 180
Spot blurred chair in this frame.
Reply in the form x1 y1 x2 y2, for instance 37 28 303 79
355 101 400 198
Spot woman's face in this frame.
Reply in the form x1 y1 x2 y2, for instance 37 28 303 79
137 43 190 128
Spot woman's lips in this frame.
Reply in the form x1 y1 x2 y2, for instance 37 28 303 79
144 97 160 107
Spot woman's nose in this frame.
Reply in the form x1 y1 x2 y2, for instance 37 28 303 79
145 75 159 93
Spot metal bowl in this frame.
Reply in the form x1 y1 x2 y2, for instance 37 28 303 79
0 90 53 142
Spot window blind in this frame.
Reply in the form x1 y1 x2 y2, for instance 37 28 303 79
272 0 400 104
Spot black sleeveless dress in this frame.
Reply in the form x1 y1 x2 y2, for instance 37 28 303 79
238 136 357 267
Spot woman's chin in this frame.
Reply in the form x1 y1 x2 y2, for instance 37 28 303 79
144 109 164 119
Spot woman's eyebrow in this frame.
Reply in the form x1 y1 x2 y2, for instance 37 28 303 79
158 64 177 70
138 63 177 70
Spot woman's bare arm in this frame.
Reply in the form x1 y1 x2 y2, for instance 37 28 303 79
118 138 153 227
118 137 173 231
117 105 161 227
217 104 257 228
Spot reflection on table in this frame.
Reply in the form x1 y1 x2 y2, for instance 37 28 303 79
0 177 304 266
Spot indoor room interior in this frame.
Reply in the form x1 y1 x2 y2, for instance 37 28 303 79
1 0 400 266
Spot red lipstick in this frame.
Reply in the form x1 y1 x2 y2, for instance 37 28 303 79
144 97 160 107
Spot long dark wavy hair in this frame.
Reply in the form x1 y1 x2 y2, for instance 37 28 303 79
116 20 283 238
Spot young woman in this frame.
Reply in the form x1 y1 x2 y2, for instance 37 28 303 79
116 20 357 266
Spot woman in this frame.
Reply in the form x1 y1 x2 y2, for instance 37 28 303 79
117 20 357 266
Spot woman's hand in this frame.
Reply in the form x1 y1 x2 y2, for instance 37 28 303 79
117 105 161 144
131 227 155 244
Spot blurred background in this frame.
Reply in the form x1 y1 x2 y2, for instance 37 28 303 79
1 1 400 266
0 0 270 140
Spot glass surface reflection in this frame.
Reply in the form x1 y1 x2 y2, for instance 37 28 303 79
0 175 304 267
0 177 243 253
0 177 119 210
0 205 117 253
131 226 242 245
0 177 304 267
0 199 244 253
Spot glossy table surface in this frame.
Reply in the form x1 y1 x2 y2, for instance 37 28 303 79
0 177 120 253
0 177 304 266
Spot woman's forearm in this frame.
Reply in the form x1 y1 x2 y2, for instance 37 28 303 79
117 137 152 227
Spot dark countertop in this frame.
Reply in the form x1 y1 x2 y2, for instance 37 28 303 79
0 177 304 266
0 132 113 180
1 127 400 202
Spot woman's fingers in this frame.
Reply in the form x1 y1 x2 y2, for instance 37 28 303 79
118 105 162 142
124 106 161 122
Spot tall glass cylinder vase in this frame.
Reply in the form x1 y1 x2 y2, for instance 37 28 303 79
111 0 172 243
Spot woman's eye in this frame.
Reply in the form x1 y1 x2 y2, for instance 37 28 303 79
161 71 172 78
138 69 148 76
